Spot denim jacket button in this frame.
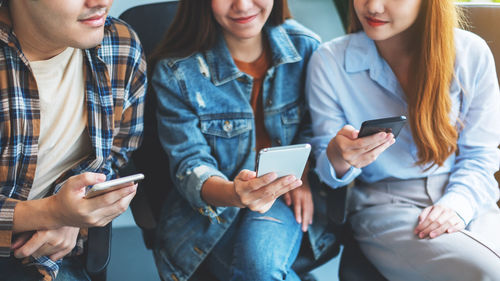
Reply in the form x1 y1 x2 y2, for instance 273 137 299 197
223 120 233 132
275 139 282 145
266 99 273 106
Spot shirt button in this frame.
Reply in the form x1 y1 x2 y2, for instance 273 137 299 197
223 120 233 132
275 139 282 146
266 99 273 106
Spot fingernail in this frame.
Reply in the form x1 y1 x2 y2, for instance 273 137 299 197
379 132 387 139
419 233 424 239
96 174 106 182
286 176 296 183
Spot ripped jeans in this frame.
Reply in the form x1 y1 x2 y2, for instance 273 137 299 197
204 198 303 281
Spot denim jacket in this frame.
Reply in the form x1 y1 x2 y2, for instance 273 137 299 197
152 20 335 281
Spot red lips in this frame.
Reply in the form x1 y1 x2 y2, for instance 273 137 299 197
232 14 258 24
366 16 388 27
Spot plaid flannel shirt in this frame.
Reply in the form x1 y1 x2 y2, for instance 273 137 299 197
0 5 146 280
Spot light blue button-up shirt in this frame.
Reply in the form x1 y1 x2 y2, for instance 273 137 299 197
306 29 500 225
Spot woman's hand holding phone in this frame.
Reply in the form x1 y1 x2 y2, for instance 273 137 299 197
327 125 395 177
232 170 303 214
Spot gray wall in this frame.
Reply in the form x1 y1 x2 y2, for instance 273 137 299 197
109 0 345 42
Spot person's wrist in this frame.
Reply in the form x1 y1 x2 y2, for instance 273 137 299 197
44 195 65 229
327 139 350 175
229 181 243 208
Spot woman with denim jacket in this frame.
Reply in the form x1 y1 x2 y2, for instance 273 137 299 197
307 0 500 280
150 0 321 280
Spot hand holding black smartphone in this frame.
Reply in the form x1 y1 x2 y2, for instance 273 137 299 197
358 116 407 138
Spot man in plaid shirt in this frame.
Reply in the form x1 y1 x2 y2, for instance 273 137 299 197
0 0 146 280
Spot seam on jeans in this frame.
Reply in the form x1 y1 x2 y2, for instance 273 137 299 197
280 221 302 277
458 230 500 259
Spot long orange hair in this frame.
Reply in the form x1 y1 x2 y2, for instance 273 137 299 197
349 0 464 168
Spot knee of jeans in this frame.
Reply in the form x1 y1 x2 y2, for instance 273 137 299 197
233 263 289 281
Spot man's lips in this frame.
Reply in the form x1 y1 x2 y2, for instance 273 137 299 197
366 16 389 27
78 13 107 27
231 14 258 24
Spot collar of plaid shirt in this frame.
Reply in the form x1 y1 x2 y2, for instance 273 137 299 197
0 4 146 280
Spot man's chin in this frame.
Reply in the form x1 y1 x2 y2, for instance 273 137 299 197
71 31 105 50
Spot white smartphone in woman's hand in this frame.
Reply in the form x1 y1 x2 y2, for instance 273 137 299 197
85 173 144 198
256 144 311 179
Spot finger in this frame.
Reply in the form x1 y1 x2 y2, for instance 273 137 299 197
264 177 303 200
93 191 136 226
352 131 390 151
88 183 137 209
249 175 297 200
415 206 441 234
33 243 63 258
293 196 302 224
302 195 314 231
337 125 357 139
11 232 34 250
66 173 106 194
283 193 292 206
49 248 72 261
246 172 279 192
419 210 453 239
429 220 453 239
14 233 47 258
358 134 394 158
238 170 257 181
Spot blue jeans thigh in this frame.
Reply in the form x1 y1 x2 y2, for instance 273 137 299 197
207 199 303 281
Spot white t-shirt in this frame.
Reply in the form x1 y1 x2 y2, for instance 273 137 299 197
28 47 92 200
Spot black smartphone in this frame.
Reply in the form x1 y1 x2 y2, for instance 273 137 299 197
358 116 407 138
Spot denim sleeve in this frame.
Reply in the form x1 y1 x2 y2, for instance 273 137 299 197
294 37 321 146
436 39 500 225
306 48 361 188
152 61 227 217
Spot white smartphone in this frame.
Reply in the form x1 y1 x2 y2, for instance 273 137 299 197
85 173 144 198
256 144 311 179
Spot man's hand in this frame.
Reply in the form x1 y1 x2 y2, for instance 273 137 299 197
12 226 80 261
414 205 465 239
49 172 137 228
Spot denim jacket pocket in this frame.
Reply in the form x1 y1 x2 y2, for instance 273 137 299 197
280 103 302 144
200 118 253 173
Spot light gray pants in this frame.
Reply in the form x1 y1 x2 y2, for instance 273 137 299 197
347 174 500 281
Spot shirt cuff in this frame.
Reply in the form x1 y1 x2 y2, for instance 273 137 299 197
181 165 228 218
315 151 360 188
0 198 19 257
435 192 475 226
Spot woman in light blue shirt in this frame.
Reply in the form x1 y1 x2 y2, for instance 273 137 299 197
307 0 500 279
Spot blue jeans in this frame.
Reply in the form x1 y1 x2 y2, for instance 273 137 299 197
205 199 303 281
0 255 90 281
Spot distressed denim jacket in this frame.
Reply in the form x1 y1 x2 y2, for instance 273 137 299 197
152 20 336 281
